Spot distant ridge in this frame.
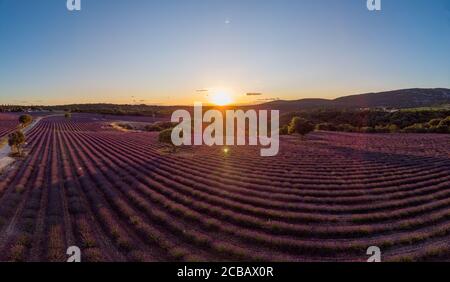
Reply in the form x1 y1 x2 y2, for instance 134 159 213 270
3 88 450 115
259 88 450 111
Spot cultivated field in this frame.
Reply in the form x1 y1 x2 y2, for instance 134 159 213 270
0 114 19 140
0 114 449 261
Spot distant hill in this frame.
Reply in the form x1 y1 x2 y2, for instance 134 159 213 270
259 88 450 111
3 88 450 115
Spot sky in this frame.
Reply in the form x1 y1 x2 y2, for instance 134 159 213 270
0 0 449 106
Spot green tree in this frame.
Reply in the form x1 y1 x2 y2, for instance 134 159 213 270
433 117 450 133
338 124 358 133
145 122 177 132
387 124 399 133
315 123 336 131
159 128 177 151
428 119 442 127
288 117 314 136
360 126 376 133
279 125 289 135
19 114 32 127
438 116 450 127
402 123 428 133
144 124 162 132
8 131 26 156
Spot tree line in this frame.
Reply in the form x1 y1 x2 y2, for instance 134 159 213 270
280 110 450 135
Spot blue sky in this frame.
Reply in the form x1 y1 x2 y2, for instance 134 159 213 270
0 0 449 105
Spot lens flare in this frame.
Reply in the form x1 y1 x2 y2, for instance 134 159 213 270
210 90 233 106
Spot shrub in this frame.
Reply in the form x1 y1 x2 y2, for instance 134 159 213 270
144 124 162 132
337 124 357 133
373 125 387 133
402 123 428 133
438 116 450 127
387 124 399 133
428 119 442 127
159 128 181 152
360 126 376 133
279 125 289 135
65 112 72 119
288 117 314 136
315 123 336 131
118 123 133 130
144 122 177 132
425 116 450 133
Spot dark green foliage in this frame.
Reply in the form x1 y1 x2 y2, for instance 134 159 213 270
117 123 134 130
279 125 289 135
144 124 162 132
337 124 358 133
438 116 450 127
279 110 450 134
374 124 399 133
360 126 376 133
29 104 171 118
315 123 336 131
18 114 32 126
280 110 450 129
8 131 26 155
400 116 450 134
288 117 314 136
428 119 442 127
159 128 182 152
402 123 429 133
158 129 174 146
144 122 177 132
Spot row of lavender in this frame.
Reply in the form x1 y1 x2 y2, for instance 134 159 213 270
0 115 449 261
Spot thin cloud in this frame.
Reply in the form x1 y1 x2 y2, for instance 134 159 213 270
256 98 280 102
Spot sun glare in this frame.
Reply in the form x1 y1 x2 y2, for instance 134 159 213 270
210 90 233 106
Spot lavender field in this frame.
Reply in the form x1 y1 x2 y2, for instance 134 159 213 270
0 114 449 261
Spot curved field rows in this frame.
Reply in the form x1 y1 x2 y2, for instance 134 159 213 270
0 115 449 261
0 114 18 139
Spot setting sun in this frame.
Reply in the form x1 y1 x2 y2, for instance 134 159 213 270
210 90 233 106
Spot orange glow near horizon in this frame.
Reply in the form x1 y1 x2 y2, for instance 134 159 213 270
11 87 373 106
209 88 234 106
